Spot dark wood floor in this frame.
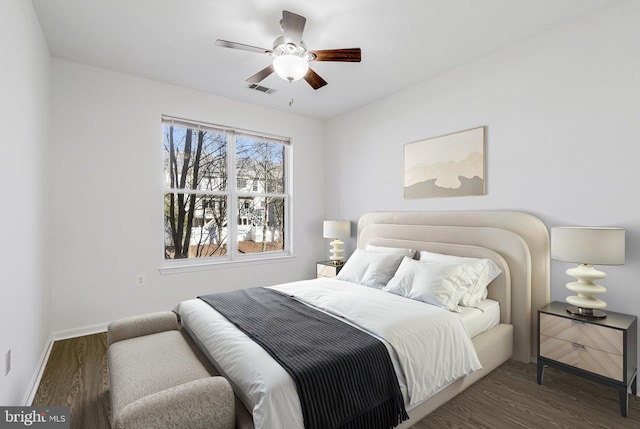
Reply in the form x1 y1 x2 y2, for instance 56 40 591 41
32 333 111 429
414 361 640 429
32 333 640 428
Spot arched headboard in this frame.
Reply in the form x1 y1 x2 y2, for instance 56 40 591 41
357 211 550 362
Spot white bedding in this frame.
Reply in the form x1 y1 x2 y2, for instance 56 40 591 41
176 278 482 429
459 299 500 338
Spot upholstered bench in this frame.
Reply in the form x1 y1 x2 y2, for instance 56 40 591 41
107 311 236 429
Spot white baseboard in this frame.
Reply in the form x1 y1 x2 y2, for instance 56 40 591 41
22 323 109 405
53 323 108 341
22 332 54 406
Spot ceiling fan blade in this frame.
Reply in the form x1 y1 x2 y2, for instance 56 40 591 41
282 11 306 45
215 39 271 54
309 48 361 62
246 65 274 84
304 68 328 90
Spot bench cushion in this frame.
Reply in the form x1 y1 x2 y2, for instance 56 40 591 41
116 377 234 429
108 330 213 416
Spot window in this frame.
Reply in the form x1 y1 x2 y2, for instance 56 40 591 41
162 116 290 267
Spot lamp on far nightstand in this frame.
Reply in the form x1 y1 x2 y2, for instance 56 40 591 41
551 226 625 319
323 220 351 264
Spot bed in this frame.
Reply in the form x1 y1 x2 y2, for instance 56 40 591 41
176 211 550 428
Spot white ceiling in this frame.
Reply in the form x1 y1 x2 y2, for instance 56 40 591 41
32 0 614 120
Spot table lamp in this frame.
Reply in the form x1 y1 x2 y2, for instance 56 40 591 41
551 226 625 318
323 220 351 264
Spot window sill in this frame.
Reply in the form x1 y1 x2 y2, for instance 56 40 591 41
159 253 296 275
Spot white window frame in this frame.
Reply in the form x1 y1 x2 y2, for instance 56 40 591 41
160 115 293 274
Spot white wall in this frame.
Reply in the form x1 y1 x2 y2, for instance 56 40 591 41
326 0 640 360
0 1 51 405
48 59 326 334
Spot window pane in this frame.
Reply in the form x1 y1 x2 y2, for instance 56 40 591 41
237 197 285 254
236 136 285 194
163 124 227 191
164 193 228 259
162 116 291 267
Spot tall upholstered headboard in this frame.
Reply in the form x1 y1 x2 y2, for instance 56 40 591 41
357 211 550 362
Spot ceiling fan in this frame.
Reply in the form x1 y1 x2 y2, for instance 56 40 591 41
215 10 361 90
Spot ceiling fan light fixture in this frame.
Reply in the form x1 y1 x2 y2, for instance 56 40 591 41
273 54 309 82
216 11 360 90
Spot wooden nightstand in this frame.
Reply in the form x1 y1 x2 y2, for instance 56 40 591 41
316 260 345 278
537 301 638 416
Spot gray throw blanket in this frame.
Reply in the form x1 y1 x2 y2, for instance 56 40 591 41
199 287 408 429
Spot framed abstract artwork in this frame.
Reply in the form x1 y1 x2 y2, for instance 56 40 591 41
404 126 486 199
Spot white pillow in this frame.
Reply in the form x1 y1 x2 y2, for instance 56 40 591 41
419 250 502 307
336 248 405 289
365 245 416 258
382 257 471 312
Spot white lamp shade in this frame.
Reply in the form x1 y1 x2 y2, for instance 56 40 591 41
551 227 625 265
273 55 309 82
323 220 351 239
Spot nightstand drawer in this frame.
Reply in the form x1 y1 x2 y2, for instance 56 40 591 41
316 261 344 278
317 265 336 278
540 313 623 355
540 335 624 381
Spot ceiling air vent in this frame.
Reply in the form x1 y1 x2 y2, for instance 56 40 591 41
247 83 276 94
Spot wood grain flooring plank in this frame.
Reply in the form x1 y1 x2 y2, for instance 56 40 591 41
420 360 640 428
31 333 640 429
32 333 110 429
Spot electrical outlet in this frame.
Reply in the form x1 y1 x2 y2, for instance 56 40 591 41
136 274 146 286
5 349 10 376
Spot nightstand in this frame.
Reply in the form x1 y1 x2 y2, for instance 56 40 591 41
316 260 345 278
537 301 638 416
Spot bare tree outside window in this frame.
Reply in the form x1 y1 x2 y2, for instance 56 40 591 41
162 117 290 263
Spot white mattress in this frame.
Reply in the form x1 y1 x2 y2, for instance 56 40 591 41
458 299 500 338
